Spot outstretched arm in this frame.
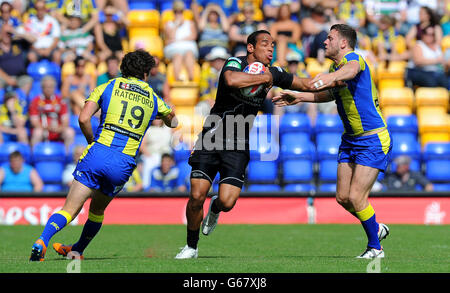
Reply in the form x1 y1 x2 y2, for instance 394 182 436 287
290 75 345 92
311 60 360 90
272 89 334 107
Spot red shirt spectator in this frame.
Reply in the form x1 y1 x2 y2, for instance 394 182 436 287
29 75 74 148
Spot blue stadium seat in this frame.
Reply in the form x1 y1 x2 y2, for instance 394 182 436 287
128 0 158 10
280 133 314 160
247 184 281 192
318 159 338 181
280 113 311 134
319 183 336 192
387 115 418 136
391 133 421 160
43 184 63 192
173 143 191 162
431 183 450 191
0 142 32 164
27 59 61 83
33 142 66 184
251 114 276 135
284 183 315 192
249 132 280 161
423 143 450 182
315 114 344 134
247 160 278 182
282 159 313 182
316 132 340 159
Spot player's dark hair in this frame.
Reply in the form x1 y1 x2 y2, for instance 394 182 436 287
330 23 357 50
120 50 156 80
247 30 271 50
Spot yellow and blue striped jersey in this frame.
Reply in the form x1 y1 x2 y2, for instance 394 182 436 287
330 51 386 136
86 76 172 158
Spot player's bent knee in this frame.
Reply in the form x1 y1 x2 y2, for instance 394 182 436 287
335 193 350 206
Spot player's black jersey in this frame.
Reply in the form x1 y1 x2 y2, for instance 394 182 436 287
195 56 294 151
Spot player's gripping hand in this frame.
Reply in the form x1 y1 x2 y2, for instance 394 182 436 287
272 90 301 107
263 69 273 89
310 72 336 90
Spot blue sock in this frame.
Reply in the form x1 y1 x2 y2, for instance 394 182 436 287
356 204 381 250
72 212 103 254
39 210 72 247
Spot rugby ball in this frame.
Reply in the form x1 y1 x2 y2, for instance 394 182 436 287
240 62 266 97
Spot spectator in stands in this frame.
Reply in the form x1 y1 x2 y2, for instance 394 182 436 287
62 144 84 189
192 0 239 25
96 54 120 86
94 4 126 62
61 56 96 116
337 0 366 30
58 14 96 64
163 0 198 82
270 3 303 67
0 86 28 143
124 168 143 192
383 155 433 191
405 6 442 50
196 46 229 117
406 25 448 88
364 0 408 38
19 0 61 64
372 15 409 63
147 56 169 100
228 2 267 57
54 0 98 31
300 5 331 63
29 75 75 149
0 24 33 96
263 0 300 23
0 150 43 192
0 1 21 28
355 31 378 68
197 3 230 60
140 119 174 189
27 0 60 16
148 153 186 192
96 0 128 15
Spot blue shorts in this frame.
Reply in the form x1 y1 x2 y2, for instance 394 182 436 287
73 142 136 196
338 129 393 172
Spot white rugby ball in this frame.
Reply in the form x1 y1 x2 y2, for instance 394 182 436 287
240 62 266 97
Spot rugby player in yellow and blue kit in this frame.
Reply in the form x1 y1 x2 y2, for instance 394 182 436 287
273 24 391 259
30 50 177 261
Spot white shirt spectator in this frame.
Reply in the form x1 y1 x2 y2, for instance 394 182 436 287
18 14 61 49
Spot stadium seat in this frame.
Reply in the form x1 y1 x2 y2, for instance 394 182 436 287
386 115 418 136
128 0 158 10
33 142 66 184
169 87 199 107
415 87 449 110
252 114 276 135
284 183 315 192
247 160 278 182
0 142 32 164
431 183 450 191
282 159 314 182
27 59 61 84
249 132 280 161
318 160 338 182
127 9 160 32
61 61 96 82
442 35 450 52
376 61 407 80
279 113 311 134
173 143 191 162
316 132 340 159
379 87 414 110
423 143 450 182
160 9 194 28
305 58 333 78
247 184 281 192
280 135 314 161
319 183 336 192
314 114 344 134
418 114 450 146
128 29 164 59
166 62 201 86
43 184 63 192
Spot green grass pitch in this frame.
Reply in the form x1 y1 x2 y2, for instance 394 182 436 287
1 224 449 273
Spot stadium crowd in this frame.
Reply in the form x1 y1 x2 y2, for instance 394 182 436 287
1 0 450 193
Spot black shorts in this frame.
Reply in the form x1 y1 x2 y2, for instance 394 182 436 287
188 149 250 189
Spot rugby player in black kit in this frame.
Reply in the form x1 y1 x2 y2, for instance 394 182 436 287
176 30 337 258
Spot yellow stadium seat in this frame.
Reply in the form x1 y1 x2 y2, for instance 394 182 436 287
378 79 405 91
169 87 199 106
174 106 195 117
442 35 450 53
377 61 406 80
379 87 414 109
414 87 449 109
382 106 413 118
97 61 107 76
418 113 450 146
305 58 333 78
127 9 160 31
128 32 164 59
236 7 264 22
61 61 97 82
166 62 201 87
416 106 447 119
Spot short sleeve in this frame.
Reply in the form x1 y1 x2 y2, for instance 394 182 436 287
87 81 110 104
344 52 365 71
155 93 172 117
269 66 294 89
222 57 243 73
